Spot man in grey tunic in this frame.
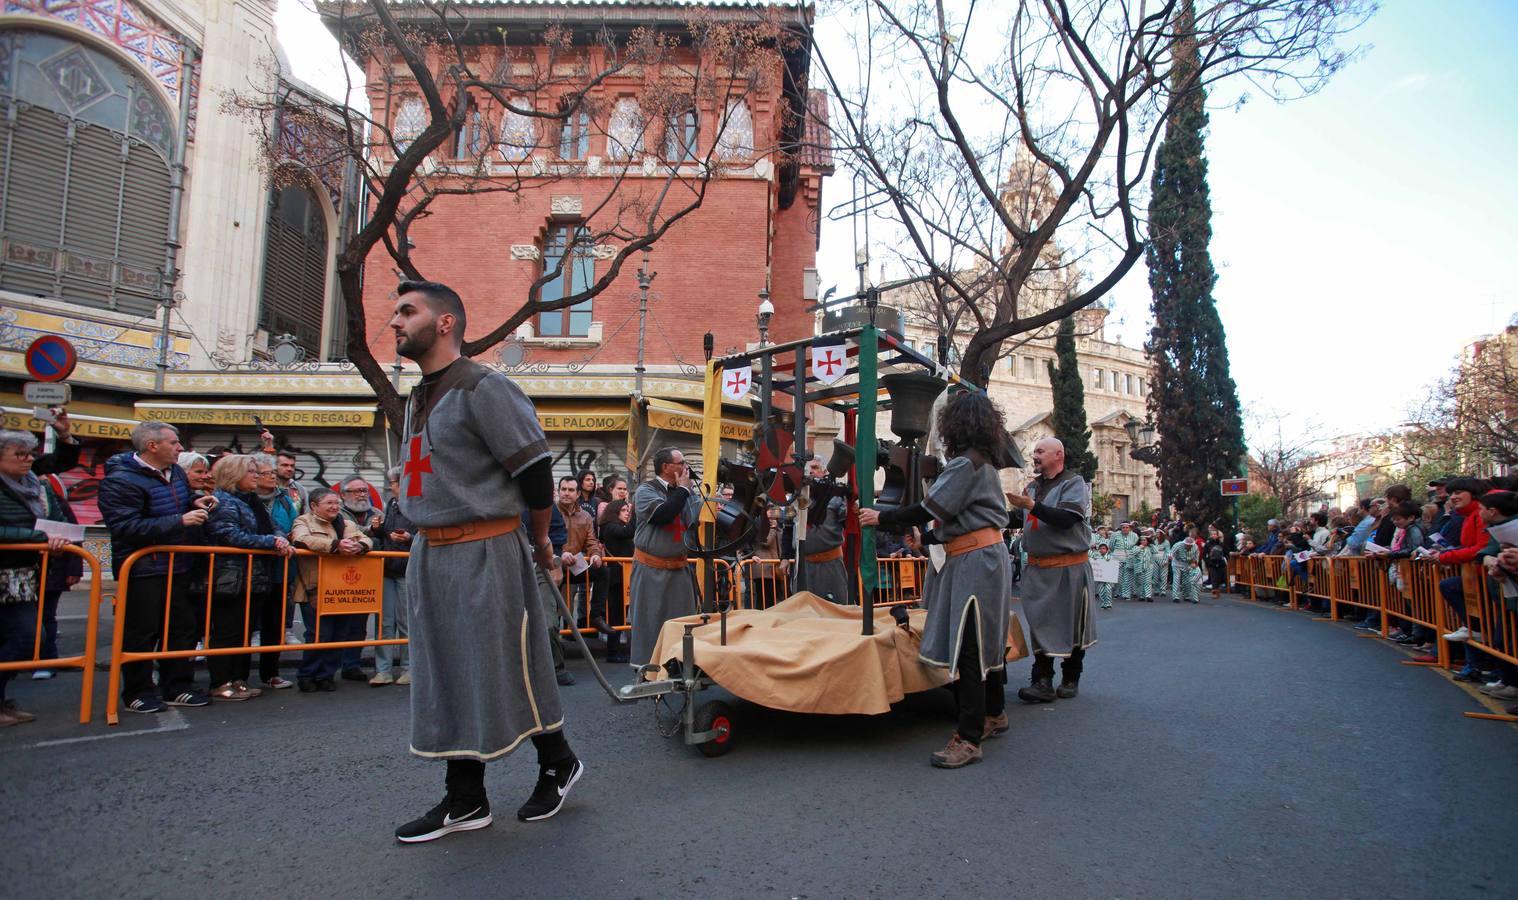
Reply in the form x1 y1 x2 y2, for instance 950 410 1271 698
629 447 703 667
387 280 584 844
794 457 851 604
860 390 1013 769
1009 437 1097 704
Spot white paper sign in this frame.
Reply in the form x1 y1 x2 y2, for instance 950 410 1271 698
567 552 590 576
1091 559 1119 583
34 519 85 542
1487 518 1518 547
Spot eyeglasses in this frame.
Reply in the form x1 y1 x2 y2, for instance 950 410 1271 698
342 489 368 495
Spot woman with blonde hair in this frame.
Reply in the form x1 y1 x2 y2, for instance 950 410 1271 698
290 488 372 692
204 455 293 701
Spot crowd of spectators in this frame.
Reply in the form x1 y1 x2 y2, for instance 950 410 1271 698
1240 473 1518 716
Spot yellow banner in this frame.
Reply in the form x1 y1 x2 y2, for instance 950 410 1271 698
646 398 751 441
0 394 137 440
537 411 630 431
136 404 376 428
316 554 384 615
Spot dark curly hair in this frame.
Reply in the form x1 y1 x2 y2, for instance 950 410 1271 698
935 389 1011 462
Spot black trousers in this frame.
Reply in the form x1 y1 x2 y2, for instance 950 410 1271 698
954 618 1006 746
206 585 257 688
254 587 286 683
445 731 576 803
1031 646 1086 682
120 573 196 701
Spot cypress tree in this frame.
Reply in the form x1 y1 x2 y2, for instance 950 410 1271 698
1046 314 1099 482
1145 0 1246 526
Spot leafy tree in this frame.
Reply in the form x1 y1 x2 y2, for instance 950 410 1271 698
1238 492 1283 543
1046 315 1098 482
1146 1 1247 526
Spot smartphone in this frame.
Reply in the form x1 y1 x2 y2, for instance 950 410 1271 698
252 414 265 431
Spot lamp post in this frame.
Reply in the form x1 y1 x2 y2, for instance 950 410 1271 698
756 287 774 345
634 247 654 399
1124 417 1160 465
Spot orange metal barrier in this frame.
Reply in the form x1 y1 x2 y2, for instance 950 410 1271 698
555 557 739 634
736 557 792 610
863 555 929 607
105 545 410 726
1464 565 1518 684
0 544 104 724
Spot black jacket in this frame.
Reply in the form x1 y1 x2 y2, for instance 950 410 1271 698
379 498 415 579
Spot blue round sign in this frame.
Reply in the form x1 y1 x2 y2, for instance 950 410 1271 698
24 335 77 383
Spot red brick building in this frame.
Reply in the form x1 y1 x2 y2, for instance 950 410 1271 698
330 0 831 476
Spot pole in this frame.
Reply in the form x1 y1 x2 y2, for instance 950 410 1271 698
857 324 878 635
634 248 652 399
155 43 199 391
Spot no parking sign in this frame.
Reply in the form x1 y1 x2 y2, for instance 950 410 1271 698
24 335 77 383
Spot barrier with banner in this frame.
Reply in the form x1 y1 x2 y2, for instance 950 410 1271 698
0 544 104 724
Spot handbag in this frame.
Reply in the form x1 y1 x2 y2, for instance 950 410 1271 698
0 564 40 605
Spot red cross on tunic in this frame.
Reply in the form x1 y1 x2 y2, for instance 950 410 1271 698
403 435 432 497
664 512 687 541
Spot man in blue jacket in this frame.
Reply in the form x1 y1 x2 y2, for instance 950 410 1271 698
97 421 213 713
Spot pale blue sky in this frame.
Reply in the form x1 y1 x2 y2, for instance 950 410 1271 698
278 1 1516 447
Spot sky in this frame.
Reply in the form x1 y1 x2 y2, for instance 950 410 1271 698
275 1 1517 449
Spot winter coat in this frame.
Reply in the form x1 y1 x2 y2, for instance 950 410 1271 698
0 475 69 576
288 513 372 604
206 490 282 595
378 497 415 579
1438 502 1490 566
96 452 198 578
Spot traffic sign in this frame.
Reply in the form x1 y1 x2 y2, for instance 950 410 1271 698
22 381 70 405
1219 478 1248 496
24 335 77 383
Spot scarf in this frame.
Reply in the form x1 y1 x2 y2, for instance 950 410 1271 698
0 471 46 519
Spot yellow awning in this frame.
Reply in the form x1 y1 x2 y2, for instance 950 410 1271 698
0 394 138 440
646 397 751 441
135 402 377 429
535 400 631 432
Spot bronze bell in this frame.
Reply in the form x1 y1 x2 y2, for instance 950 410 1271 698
749 400 796 436
880 372 947 442
826 438 854 479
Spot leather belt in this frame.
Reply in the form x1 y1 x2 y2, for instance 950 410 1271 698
946 527 1003 558
634 548 687 571
1028 550 1090 568
805 546 845 564
421 516 521 546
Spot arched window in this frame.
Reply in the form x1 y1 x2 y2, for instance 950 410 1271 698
607 97 643 160
0 28 174 315
557 103 589 160
454 97 484 159
664 107 697 162
498 102 537 161
257 179 328 358
715 99 753 160
393 97 425 153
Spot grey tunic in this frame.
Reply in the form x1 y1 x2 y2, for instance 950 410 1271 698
918 455 1012 678
399 359 562 760
795 495 851 604
629 478 702 666
1017 468 1097 657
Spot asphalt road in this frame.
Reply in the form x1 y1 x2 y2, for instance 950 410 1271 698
3 590 1516 898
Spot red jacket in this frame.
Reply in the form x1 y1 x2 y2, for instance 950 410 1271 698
1438 501 1489 565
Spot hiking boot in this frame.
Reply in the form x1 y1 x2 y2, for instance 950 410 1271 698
517 758 585 822
930 734 983 769
1055 678 1079 699
1017 676 1056 704
395 796 492 844
983 712 1009 739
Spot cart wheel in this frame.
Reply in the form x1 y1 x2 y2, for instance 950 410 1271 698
694 700 735 757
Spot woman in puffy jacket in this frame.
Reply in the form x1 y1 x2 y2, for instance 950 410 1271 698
205 455 293 702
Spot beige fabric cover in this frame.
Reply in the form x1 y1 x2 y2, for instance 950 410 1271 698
646 592 1029 715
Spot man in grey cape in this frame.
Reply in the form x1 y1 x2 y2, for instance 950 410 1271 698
629 447 702 667
793 456 851 604
1008 437 1097 703
388 280 584 844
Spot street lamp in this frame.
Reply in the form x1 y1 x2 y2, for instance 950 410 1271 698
756 288 774 345
1124 417 1161 464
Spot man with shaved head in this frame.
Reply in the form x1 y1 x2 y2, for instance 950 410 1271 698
1006 436 1097 703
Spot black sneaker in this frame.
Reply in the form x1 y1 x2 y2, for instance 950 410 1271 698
517 758 585 822
395 797 492 844
165 690 210 708
124 695 167 714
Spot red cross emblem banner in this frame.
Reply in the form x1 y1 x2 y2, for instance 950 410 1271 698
810 341 847 386
721 365 753 402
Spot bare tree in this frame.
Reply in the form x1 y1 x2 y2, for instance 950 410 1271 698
1246 410 1325 516
812 0 1374 383
1433 326 1518 467
233 0 797 426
